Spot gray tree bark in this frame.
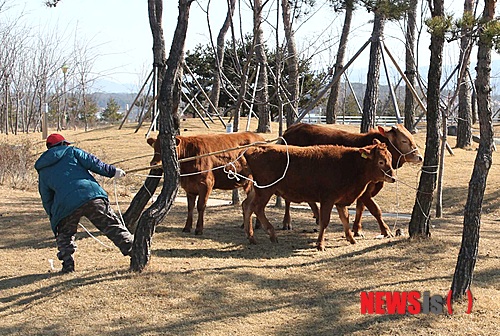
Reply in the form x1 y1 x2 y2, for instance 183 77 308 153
281 0 299 127
122 168 162 233
208 0 235 115
408 0 444 238
131 0 192 272
456 0 475 148
254 0 271 133
404 0 417 132
452 0 495 300
123 0 169 235
361 12 384 133
326 0 354 125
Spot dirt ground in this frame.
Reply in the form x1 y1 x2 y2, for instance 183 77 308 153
0 119 499 335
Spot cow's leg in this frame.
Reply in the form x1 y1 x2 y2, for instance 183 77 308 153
353 199 366 238
359 193 393 237
251 192 278 244
194 185 211 235
241 183 261 230
309 202 320 225
182 193 197 233
316 201 334 251
242 188 257 244
336 205 356 244
282 200 292 230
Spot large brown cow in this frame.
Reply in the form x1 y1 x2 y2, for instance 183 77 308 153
147 132 265 235
241 140 396 251
280 123 423 237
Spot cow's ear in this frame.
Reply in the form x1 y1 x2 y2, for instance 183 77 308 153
175 136 181 147
146 138 156 147
373 138 381 145
377 125 387 136
359 147 372 159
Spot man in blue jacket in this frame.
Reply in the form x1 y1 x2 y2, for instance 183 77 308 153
35 133 134 273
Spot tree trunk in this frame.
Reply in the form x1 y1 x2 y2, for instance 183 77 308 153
122 168 163 233
124 0 167 234
471 83 478 123
254 0 271 133
408 0 444 238
451 0 495 300
456 0 475 148
208 0 235 115
361 12 384 133
131 0 191 272
326 0 354 125
404 0 417 132
148 0 167 90
281 0 299 127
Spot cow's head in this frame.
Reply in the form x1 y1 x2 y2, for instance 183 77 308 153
146 136 181 167
378 124 423 168
359 139 396 183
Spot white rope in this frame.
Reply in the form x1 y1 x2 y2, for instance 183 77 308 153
180 164 226 177
113 179 126 225
145 137 290 189
78 222 114 249
132 173 163 179
221 137 290 189
383 139 416 231
381 138 439 232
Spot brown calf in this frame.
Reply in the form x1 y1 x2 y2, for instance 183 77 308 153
242 140 396 251
280 123 422 237
147 132 265 235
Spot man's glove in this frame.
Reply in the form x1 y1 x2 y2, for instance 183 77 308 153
114 168 126 179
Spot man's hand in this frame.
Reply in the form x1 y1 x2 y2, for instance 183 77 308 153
114 168 126 179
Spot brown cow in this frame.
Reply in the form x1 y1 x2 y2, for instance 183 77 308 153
241 140 396 251
147 132 265 235
280 123 423 237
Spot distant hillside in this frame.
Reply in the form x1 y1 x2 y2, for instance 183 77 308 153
91 92 137 110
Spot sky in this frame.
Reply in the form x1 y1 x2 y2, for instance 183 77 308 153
5 0 497 93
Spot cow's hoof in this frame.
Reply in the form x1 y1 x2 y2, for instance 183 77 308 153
195 230 203 235
316 244 325 251
349 238 357 244
353 231 365 238
380 231 394 238
281 225 292 230
270 236 278 243
254 219 262 230
249 237 257 245
182 228 191 233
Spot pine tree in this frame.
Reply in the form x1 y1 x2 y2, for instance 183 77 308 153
101 98 122 122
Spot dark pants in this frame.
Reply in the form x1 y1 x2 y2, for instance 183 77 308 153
56 198 134 265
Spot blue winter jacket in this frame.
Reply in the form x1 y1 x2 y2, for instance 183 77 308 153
34 145 117 234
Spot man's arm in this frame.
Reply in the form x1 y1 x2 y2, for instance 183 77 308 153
73 147 116 178
38 180 54 218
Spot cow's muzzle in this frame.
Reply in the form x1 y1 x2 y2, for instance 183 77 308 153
382 169 396 183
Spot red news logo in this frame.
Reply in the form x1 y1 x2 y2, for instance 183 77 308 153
360 290 473 315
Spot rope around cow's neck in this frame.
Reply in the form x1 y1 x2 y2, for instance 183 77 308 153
223 136 290 189
126 138 289 185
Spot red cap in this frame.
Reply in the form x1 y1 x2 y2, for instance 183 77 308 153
46 133 71 149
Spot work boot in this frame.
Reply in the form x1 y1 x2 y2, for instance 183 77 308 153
61 258 75 274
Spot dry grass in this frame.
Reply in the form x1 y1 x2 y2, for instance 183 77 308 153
0 119 499 335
